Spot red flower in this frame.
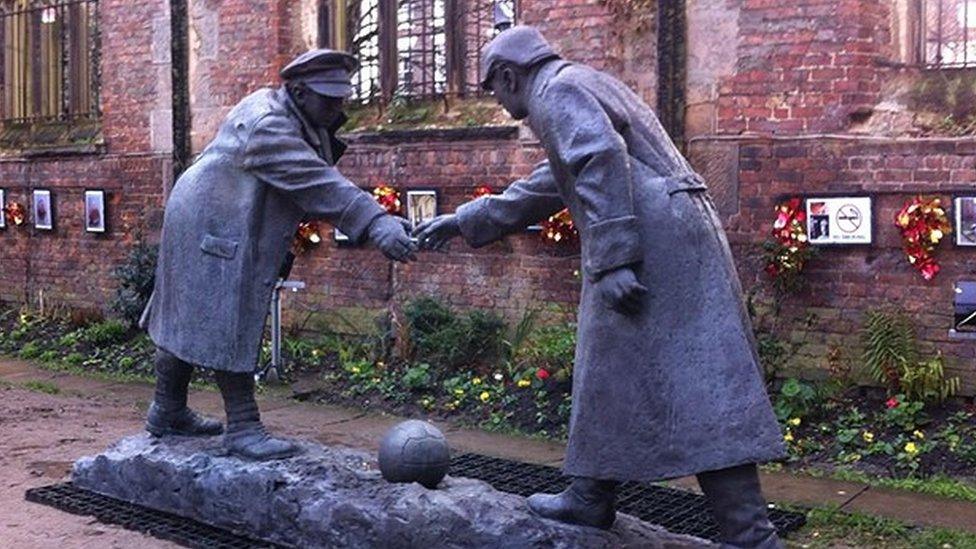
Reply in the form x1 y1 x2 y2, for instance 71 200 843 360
535 368 550 380
885 397 899 409
472 185 494 199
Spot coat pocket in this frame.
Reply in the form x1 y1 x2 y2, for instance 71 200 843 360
200 234 239 260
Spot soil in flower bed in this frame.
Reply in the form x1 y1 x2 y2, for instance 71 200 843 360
779 387 976 482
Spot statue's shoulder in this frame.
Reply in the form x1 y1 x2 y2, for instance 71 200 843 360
226 89 292 133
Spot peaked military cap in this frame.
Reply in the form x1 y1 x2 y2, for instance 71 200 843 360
480 25 560 90
281 49 359 98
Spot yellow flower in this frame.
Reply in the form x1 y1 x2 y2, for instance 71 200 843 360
421 398 432 407
454 388 464 396
788 417 801 427
930 229 943 243
517 379 531 388
845 453 862 463
350 366 360 374
452 399 460 407
472 377 482 385
904 442 918 455
913 430 925 439
862 431 874 443
783 432 794 442
480 391 490 402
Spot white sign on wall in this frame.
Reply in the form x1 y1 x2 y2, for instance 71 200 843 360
805 196 873 245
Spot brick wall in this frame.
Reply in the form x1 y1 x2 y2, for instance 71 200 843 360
0 0 171 309
696 136 976 393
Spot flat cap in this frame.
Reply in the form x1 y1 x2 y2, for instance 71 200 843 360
281 49 359 98
480 26 560 90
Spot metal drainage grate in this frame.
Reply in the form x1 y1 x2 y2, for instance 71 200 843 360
449 452 807 541
25 482 288 549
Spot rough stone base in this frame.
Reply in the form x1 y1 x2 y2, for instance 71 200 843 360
72 434 713 548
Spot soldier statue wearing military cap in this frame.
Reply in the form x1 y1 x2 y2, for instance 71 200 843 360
140 49 417 461
416 26 785 548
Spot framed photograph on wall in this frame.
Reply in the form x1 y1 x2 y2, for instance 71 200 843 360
85 190 106 233
406 190 438 229
804 196 873 245
0 188 5 229
32 189 53 231
955 196 976 247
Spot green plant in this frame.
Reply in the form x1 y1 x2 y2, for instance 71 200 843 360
773 378 821 422
880 395 926 431
402 363 432 391
111 239 158 328
899 352 960 404
862 310 917 392
861 310 958 403
515 322 576 380
18 341 43 359
22 380 59 395
404 297 508 373
81 319 128 345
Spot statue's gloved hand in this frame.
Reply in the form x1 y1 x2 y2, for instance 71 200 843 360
596 266 647 315
413 214 461 251
368 215 418 262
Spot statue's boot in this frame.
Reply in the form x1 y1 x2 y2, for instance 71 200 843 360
146 349 223 437
526 477 618 529
216 371 300 460
697 464 783 549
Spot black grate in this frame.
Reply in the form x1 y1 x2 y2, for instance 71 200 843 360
25 482 289 549
449 452 807 542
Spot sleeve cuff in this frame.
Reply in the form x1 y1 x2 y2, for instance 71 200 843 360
456 197 505 248
338 193 386 243
582 216 642 281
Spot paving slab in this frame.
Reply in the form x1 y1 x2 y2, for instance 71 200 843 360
843 486 976 533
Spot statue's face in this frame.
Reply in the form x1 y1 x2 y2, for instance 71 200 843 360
294 84 346 130
488 66 529 120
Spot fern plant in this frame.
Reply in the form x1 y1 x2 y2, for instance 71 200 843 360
901 352 961 404
861 309 961 403
862 310 917 392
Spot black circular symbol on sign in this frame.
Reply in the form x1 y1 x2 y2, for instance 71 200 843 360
836 204 862 233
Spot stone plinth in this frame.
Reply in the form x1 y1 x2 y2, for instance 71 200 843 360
72 434 713 548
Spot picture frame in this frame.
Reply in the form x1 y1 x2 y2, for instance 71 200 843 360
84 190 106 233
406 190 438 230
0 188 5 229
804 195 873 246
954 196 976 247
32 189 53 231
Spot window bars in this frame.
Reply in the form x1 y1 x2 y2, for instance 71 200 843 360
0 0 99 126
338 0 515 103
925 0 976 67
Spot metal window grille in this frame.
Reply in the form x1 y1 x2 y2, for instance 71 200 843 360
338 0 516 102
346 0 381 103
456 0 513 95
924 0 976 67
396 0 447 99
0 0 99 125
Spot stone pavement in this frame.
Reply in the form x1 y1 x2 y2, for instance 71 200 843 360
2 357 975 536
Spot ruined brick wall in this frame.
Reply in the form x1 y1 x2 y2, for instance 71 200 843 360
687 0 976 393
0 0 172 310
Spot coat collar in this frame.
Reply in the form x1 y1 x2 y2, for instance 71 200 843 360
277 86 348 164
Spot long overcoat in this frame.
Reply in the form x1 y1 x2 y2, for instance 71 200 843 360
141 87 385 373
456 60 785 481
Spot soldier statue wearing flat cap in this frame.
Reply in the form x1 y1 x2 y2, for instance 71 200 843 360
416 26 785 548
140 50 417 461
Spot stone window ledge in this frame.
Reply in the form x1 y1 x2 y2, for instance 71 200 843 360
342 125 519 144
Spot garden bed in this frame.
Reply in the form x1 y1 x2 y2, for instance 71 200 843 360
2 300 975 493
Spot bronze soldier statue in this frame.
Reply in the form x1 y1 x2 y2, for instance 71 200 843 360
415 26 785 548
140 50 417 461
